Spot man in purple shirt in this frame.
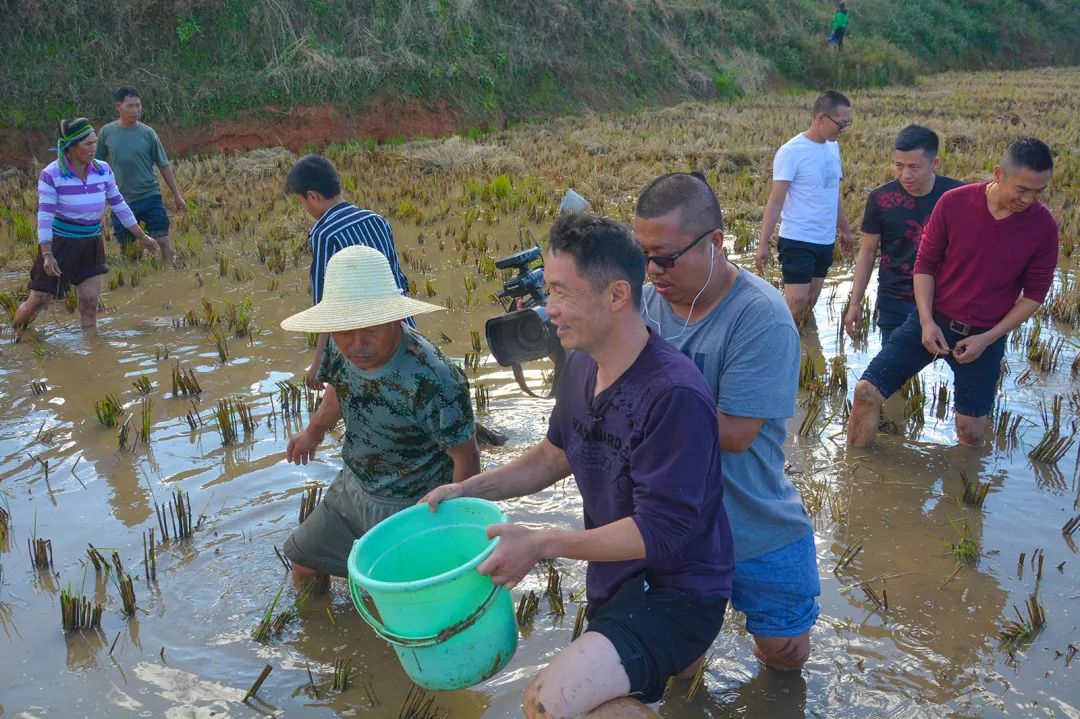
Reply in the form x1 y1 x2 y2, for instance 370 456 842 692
423 213 734 716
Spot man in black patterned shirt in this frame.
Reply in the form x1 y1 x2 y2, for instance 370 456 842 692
844 125 963 342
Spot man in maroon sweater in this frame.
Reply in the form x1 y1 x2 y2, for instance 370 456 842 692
849 138 1058 447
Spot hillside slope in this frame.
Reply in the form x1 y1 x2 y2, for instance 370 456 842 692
2 0 1077 164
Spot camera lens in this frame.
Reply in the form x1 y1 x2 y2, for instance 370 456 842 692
486 307 552 367
515 315 547 348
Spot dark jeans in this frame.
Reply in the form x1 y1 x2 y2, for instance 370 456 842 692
877 295 917 343
112 194 170 243
861 313 1005 417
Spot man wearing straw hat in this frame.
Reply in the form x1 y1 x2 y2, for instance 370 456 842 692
423 213 734 717
279 245 480 592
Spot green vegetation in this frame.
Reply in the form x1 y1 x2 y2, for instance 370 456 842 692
999 593 1047 651
2 1 1078 133
947 518 981 565
92 394 124 429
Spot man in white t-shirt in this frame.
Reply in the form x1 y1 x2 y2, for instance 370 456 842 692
756 90 853 323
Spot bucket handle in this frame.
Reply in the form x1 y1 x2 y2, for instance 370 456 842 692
350 580 502 648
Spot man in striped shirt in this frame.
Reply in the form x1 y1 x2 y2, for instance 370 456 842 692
285 154 410 389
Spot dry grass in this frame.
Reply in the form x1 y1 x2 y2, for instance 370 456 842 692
2 70 1076 305
387 137 526 175
227 147 296 182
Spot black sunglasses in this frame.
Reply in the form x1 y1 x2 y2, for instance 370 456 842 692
824 114 851 130
642 228 718 269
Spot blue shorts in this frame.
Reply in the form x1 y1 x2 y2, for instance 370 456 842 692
586 575 728 704
731 532 821 637
876 294 916 343
777 237 834 285
112 194 170 243
861 312 1005 418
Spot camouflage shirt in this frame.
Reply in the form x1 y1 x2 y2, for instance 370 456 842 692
318 325 475 498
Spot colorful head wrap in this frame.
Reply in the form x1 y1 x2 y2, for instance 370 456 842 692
53 118 103 177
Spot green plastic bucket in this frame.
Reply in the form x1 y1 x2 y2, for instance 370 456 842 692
346 497 518 691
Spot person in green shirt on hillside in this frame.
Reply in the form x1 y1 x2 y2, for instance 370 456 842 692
95 86 187 264
831 2 849 50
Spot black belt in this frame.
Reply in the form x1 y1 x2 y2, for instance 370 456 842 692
933 312 991 337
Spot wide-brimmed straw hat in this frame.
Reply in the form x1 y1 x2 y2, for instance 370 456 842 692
280 245 443 333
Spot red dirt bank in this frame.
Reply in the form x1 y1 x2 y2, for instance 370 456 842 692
0 100 484 170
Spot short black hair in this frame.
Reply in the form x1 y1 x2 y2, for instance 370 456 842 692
1002 137 1053 174
635 172 724 238
284 154 341 198
812 90 851 119
894 124 939 157
114 86 140 103
548 213 645 309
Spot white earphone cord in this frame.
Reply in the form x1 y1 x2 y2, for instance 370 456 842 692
643 243 716 341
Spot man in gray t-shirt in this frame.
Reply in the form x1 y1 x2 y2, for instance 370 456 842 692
635 172 819 671
95 86 186 263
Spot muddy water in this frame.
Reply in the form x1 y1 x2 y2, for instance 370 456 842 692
1 223 1078 719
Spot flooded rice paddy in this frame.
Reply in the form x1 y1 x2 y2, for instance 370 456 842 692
1 68 1078 717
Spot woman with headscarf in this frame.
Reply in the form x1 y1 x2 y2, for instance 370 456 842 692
13 118 158 331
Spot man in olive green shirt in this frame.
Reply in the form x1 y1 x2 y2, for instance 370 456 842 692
95 86 186 263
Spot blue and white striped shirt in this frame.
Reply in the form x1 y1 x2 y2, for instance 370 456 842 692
309 202 410 305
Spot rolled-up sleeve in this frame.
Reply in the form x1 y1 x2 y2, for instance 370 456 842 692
629 387 718 561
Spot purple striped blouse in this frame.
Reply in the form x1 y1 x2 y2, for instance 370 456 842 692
37 159 137 243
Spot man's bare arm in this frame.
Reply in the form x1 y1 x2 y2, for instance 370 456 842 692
421 438 571 510
844 233 880 338
718 413 766 453
836 194 853 255
445 437 481 483
756 180 790 274
159 165 187 211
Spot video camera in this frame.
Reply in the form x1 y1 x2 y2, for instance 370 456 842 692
485 189 590 373
484 235 559 367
